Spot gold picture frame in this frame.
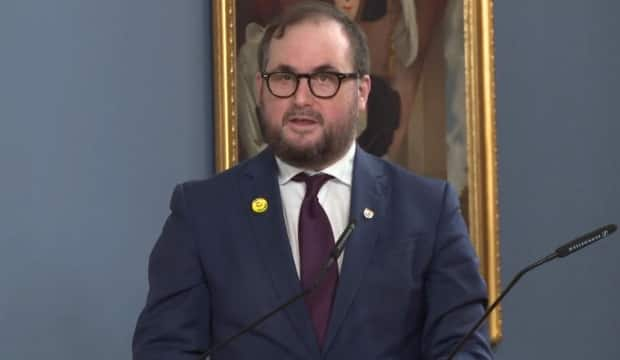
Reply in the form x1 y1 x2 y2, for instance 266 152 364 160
212 0 501 344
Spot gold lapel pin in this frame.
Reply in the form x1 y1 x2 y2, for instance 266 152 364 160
363 207 374 219
251 197 269 214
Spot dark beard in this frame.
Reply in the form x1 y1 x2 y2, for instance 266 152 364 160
258 104 357 170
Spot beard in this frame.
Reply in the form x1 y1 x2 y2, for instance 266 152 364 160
258 100 358 170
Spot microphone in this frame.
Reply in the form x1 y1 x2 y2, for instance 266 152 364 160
446 223 617 360
200 220 356 359
555 224 617 257
320 220 356 276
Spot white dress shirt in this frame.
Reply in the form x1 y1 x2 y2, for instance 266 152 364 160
275 142 355 277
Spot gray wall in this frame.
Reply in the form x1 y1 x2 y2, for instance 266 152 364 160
1 0 618 359
494 0 620 358
0 1 211 358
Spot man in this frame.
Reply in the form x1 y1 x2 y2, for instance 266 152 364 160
133 2 493 359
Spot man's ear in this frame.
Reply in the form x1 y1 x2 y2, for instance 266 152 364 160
255 72 263 99
358 74 372 111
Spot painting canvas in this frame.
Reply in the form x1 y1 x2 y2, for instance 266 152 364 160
212 0 501 343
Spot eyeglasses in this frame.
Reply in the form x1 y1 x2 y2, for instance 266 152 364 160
261 71 359 99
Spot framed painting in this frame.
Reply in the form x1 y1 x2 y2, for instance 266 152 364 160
212 0 501 343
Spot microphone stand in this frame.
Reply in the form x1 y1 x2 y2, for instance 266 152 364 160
445 252 557 360
446 224 617 360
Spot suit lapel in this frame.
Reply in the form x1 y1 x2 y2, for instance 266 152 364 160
240 150 320 356
323 148 388 353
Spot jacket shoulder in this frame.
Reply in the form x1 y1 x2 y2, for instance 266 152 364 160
359 149 449 199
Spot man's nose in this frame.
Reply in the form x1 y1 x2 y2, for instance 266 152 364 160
293 77 314 105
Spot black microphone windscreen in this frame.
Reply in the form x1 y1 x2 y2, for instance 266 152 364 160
555 224 617 258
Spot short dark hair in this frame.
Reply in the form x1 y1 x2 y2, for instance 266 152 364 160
257 1 370 75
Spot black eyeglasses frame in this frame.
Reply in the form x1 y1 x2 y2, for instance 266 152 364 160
260 71 360 99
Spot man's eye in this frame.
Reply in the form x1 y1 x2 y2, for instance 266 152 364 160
315 73 330 82
279 73 294 81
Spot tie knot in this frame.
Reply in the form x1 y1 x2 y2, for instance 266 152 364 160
292 173 333 198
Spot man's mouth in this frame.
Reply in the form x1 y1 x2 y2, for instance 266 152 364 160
288 117 317 125
283 108 323 130
284 116 322 133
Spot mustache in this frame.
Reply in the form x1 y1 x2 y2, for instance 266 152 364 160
283 107 323 124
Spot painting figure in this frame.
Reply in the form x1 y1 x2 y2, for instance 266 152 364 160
349 0 467 199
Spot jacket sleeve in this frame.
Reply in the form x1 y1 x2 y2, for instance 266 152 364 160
132 184 210 360
422 183 494 359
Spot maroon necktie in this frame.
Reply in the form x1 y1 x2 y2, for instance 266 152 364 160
293 172 338 348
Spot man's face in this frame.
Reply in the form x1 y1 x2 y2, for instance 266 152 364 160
256 18 371 169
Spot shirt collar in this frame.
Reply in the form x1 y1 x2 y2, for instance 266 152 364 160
276 141 356 186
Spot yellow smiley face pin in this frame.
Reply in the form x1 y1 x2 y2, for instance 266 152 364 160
251 197 269 214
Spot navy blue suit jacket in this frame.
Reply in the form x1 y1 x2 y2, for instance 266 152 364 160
133 147 493 359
